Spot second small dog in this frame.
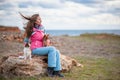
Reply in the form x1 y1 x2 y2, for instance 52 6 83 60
23 43 32 60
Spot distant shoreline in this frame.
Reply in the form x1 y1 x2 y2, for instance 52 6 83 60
1 25 120 36
45 30 120 36
20 29 120 36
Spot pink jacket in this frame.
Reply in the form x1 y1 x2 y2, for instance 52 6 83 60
30 28 44 50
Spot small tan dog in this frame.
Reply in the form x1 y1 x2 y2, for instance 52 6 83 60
43 34 51 47
23 43 32 60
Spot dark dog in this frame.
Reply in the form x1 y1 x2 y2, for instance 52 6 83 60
43 34 51 47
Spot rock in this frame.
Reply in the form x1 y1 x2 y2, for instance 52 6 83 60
60 54 83 72
0 25 24 43
0 25 20 32
0 33 24 43
0 54 83 77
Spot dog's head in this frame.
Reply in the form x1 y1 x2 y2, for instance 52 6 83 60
43 34 52 46
25 43 30 47
43 34 49 41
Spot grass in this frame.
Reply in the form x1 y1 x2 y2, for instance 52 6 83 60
80 33 120 38
72 33 120 41
71 33 120 56
73 56 120 80
0 56 120 80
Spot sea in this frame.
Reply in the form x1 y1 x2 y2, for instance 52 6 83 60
45 30 120 36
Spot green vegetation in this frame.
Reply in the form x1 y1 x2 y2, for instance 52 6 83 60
80 33 120 38
72 56 120 80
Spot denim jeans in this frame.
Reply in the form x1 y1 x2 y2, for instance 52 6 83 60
32 46 61 71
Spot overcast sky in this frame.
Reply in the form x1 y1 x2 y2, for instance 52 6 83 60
0 0 120 30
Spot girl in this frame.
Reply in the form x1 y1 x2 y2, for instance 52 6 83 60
20 13 64 77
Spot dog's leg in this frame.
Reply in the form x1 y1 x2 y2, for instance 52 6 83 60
24 52 27 60
29 54 32 60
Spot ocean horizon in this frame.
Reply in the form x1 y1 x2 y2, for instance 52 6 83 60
45 30 120 36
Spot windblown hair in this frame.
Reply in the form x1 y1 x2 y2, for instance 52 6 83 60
19 12 39 38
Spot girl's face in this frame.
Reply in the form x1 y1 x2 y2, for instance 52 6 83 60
35 16 42 25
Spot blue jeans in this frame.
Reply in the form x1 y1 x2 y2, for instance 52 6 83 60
32 46 61 71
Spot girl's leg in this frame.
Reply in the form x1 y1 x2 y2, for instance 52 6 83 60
53 50 64 77
54 50 61 71
32 46 64 77
32 46 57 67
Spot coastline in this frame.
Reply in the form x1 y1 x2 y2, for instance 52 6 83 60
45 29 120 36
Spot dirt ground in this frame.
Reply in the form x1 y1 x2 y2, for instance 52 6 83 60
0 31 120 59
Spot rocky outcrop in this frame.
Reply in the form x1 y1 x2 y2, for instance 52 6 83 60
0 54 83 77
0 26 23 43
0 25 20 32
0 33 24 43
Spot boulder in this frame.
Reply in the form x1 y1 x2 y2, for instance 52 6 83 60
0 54 83 77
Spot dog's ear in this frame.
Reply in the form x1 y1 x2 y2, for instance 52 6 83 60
46 34 49 39
43 34 49 40
43 34 47 40
25 43 29 47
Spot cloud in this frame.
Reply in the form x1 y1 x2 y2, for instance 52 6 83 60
17 0 64 9
0 0 120 30
66 0 98 4
67 0 120 16
0 2 16 10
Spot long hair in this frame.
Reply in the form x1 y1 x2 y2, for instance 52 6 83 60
19 12 39 38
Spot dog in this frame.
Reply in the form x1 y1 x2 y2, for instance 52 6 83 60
43 34 51 47
23 43 32 60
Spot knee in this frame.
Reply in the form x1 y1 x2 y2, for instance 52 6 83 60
56 50 60 56
56 50 60 54
49 46 56 52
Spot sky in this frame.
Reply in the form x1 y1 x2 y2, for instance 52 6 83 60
0 0 120 30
